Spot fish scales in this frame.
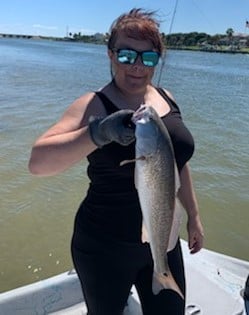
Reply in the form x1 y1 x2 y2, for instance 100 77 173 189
132 105 184 299
137 149 175 273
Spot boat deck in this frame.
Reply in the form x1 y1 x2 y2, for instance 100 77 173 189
0 241 248 315
51 240 248 314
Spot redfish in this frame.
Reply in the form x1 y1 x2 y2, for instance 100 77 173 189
132 105 184 299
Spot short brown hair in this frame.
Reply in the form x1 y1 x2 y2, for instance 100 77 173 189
107 8 164 55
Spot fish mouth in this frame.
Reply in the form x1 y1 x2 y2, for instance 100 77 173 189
132 105 149 123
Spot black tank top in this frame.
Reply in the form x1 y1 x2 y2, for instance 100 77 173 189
76 88 194 242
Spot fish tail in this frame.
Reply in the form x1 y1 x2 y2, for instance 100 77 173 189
152 271 184 300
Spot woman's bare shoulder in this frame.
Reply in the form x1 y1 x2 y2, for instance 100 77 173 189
61 91 107 127
38 92 106 138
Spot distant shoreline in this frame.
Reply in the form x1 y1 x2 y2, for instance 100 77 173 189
168 46 249 55
1 33 249 55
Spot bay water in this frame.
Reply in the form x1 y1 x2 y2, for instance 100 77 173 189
0 38 248 292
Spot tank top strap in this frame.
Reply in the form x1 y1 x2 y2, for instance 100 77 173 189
96 88 181 115
156 87 181 114
95 91 119 115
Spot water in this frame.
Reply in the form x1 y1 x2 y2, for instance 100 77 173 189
0 38 248 293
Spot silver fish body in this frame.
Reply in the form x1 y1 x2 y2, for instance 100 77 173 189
132 105 183 298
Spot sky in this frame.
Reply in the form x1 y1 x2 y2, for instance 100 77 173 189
0 0 249 38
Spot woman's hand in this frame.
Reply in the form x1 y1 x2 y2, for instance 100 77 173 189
89 110 135 147
187 214 204 254
177 163 204 254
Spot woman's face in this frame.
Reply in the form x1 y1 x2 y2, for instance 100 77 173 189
108 32 158 94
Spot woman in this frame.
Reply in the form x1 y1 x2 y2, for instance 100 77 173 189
29 8 204 315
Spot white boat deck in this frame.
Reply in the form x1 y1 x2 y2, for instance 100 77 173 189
0 240 248 315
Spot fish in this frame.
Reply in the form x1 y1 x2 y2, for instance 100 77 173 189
131 105 184 299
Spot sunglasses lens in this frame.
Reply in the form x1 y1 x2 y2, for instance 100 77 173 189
115 49 160 67
142 52 160 67
117 49 137 64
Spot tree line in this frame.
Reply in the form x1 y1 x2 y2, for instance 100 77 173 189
68 28 249 49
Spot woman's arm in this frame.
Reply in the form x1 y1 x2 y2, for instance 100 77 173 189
28 93 101 177
177 163 204 254
28 92 135 177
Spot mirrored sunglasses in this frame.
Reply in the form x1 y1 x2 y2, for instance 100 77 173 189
112 48 160 67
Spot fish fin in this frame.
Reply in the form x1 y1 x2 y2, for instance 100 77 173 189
141 223 149 243
120 159 136 166
152 271 184 300
120 156 146 166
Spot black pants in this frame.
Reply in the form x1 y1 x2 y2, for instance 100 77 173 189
71 223 185 315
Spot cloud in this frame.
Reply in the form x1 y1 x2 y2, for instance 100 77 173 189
0 23 25 34
32 24 58 31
